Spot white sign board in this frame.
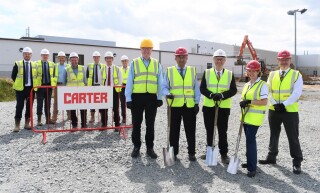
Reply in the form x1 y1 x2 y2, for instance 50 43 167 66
57 86 113 110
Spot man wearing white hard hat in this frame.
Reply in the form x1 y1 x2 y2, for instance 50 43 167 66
119 55 130 124
51 51 69 122
100 51 122 128
11 47 38 132
200 49 237 163
86 51 105 125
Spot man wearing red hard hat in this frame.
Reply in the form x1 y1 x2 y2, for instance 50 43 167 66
259 50 303 175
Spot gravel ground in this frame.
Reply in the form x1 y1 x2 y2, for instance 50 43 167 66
0 83 319 193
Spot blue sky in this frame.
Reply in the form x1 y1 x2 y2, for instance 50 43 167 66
0 0 319 54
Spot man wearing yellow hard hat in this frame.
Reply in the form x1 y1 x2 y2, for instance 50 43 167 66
125 39 163 159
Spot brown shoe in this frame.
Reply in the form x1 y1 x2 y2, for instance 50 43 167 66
13 119 21 132
24 118 31 130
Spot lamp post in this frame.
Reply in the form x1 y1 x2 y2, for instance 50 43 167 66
287 8 307 69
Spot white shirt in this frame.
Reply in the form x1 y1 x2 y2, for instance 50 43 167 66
24 60 32 86
268 68 303 106
105 64 122 87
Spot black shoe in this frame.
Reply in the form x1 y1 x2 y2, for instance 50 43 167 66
189 154 196 162
146 148 158 159
131 147 140 158
293 165 301 174
258 159 276 165
241 163 248 168
247 171 256 178
200 154 206 160
221 154 230 164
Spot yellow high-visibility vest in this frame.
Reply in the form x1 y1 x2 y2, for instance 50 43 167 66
37 60 56 86
241 80 267 126
66 65 85 86
268 69 300 112
12 60 38 91
132 57 158 94
120 66 130 84
203 68 232 108
167 66 196 107
102 65 121 92
87 63 105 86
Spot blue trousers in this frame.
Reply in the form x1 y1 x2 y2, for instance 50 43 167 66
244 124 259 172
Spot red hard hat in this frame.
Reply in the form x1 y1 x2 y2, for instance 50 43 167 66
277 50 291 59
175 47 188 56
246 60 261 71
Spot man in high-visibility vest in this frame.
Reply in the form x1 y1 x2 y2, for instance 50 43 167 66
125 39 163 159
200 49 237 164
162 47 200 161
52 51 69 122
100 51 122 128
36 49 56 126
11 47 38 132
86 51 105 125
119 55 130 124
65 52 87 128
259 50 303 174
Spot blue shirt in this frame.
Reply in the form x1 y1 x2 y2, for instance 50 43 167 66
57 63 67 85
64 65 88 85
125 56 163 101
162 65 200 104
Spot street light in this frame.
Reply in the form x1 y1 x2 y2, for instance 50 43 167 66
287 8 307 69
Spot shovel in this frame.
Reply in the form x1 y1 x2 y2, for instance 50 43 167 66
163 98 175 167
227 107 249 174
206 101 220 166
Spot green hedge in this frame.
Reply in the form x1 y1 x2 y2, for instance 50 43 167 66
0 78 15 102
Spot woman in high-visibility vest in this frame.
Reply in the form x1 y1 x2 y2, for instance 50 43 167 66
239 60 268 178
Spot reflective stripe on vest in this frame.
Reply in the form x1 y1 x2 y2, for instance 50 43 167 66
120 66 129 84
167 66 195 107
268 69 299 112
66 65 85 86
203 68 232 108
241 80 267 126
132 57 158 93
12 60 38 91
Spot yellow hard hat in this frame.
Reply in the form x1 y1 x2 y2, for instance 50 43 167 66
140 39 153 48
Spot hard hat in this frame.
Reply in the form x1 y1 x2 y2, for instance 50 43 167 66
22 47 32 53
140 39 153 48
69 52 79 58
246 60 261 71
58 51 66 57
277 50 291 59
121 55 129 61
175 47 188 56
104 51 114 58
92 51 101 57
41 49 50 55
213 49 226 57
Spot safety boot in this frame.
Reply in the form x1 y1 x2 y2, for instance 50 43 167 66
37 115 43 126
13 118 21 132
89 112 95 123
24 118 31 130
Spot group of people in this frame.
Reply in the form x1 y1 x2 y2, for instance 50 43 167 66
12 39 303 178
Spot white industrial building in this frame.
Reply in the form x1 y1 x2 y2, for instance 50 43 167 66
0 36 319 78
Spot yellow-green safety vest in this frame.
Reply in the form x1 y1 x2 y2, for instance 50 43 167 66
66 65 85 86
120 66 130 84
102 65 121 92
54 63 70 78
12 60 39 91
241 80 267 126
268 69 300 112
203 68 232 108
167 66 196 108
37 60 56 86
87 63 105 86
132 57 158 94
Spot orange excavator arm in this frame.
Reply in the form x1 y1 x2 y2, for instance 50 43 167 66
237 35 258 61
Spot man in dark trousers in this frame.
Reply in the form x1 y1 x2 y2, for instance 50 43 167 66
200 49 237 164
162 47 200 161
125 39 163 159
11 47 38 132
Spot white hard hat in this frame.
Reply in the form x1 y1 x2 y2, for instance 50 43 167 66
69 52 79 58
41 49 50 55
213 49 226 57
58 51 66 57
92 51 101 57
22 47 32 53
121 55 129 61
104 51 114 58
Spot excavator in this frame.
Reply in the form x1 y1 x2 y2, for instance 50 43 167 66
236 35 269 80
